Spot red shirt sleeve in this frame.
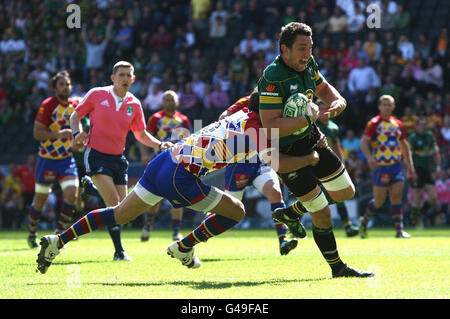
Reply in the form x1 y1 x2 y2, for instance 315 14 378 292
181 114 191 131
363 116 379 138
146 112 161 135
35 97 56 126
227 96 250 114
394 117 406 140
130 101 147 132
75 89 96 118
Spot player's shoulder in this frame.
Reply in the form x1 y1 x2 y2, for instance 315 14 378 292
40 96 58 108
390 116 403 126
127 91 142 105
175 110 190 121
367 115 382 125
150 110 165 119
261 57 291 82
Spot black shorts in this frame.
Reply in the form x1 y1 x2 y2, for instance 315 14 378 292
278 130 342 197
411 167 434 189
84 147 129 185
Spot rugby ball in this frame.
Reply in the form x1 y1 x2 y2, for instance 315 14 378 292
282 93 314 133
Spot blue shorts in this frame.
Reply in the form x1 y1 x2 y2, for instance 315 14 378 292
225 163 266 191
35 156 78 185
137 150 216 209
84 147 128 185
372 162 405 187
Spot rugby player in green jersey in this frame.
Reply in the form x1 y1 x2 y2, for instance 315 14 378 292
408 117 442 226
257 22 373 278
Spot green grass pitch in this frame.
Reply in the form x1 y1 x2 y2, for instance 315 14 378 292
0 228 449 299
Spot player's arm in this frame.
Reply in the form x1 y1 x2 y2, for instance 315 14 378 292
33 121 72 140
315 79 347 119
259 109 314 139
360 134 377 170
133 130 172 151
69 110 89 151
399 138 416 180
260 149 320 173
258 79 318 138
330 140 344 162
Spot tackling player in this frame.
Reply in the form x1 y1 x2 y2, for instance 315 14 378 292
139 90 191 242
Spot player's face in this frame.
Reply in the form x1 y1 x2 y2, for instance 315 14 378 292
111 67 135 93
55 77 72 100
378 99 395 118
283 35 313 72
162 93 177 112
416 120 427 134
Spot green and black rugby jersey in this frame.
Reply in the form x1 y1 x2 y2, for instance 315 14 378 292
408 131 438 170
257 55 324 147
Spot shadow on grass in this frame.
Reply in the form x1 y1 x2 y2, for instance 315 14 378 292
89 277 329 289
19 259 109 267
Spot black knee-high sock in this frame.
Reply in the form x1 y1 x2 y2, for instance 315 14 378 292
336 202 350 226
312 224 345 273
108 224 124 253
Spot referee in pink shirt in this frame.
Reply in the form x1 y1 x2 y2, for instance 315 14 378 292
70 61 172 261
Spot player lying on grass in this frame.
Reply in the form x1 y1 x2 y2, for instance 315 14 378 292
36 92 322 274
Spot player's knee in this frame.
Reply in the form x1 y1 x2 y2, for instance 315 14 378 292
233 199 246 220
264 187 283 203
320 168 355 202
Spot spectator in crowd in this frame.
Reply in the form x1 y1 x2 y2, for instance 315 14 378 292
415 33 431 60
397 35 415 61
436 28 448 57
143 81 164 112
255 31 272 52
228 45 249 102
12 154 35 228
0 162 22 228
401 106 419 135
348 57 380 95
346 4 365 33
190 0 212 43
311 5 329 34
392 3 410 29
179 81 200 114
328 6 347 33
341 129 361 158
149 24 173 54
81 20 113 77
423 56 444 90
239 30 258 56
363 32 383 63
191 72 207 103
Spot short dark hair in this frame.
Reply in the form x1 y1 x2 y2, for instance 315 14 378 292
279 22 312 53
112 61 134 75
51 70 71 89
248 88 259 113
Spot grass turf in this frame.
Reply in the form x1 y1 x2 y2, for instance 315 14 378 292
0 228 449 299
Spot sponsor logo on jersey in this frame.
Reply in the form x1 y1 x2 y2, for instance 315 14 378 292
265 84 276 92
100 100 110 107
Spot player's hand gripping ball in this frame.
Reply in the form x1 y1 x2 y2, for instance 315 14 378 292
282 93 318 134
